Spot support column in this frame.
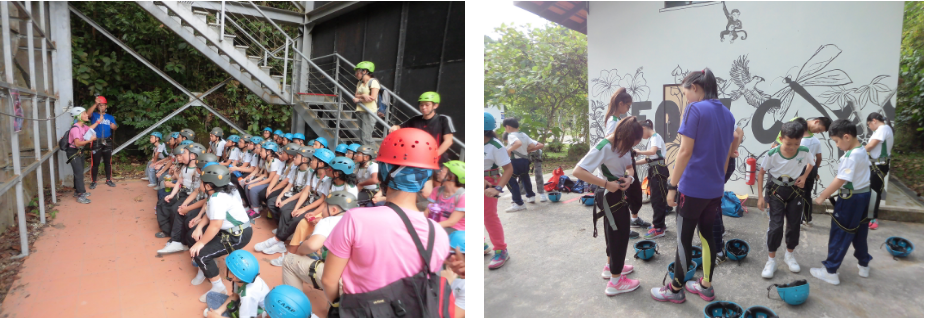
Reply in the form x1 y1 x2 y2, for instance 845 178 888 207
50 1 73 185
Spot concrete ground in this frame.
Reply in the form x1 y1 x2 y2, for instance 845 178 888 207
484 170 924 318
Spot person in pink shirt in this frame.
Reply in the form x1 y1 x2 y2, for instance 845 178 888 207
65 105 100 204
321 128 451 317
427 160 465 233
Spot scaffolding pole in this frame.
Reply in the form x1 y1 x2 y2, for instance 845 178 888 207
38 0 55 204
25 0 47 225
3 2 31 258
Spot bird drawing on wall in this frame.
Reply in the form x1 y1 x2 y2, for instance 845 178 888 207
728 55 771 110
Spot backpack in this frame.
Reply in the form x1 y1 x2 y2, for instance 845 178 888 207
366 79 389 115
721 191 744 217
544 181 557 192
572 179 587 193
336 203 454 318
58 124 79 152
558 175 575 193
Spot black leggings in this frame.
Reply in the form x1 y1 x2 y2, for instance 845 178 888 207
627 163 643 215
870 163 889 220
276 198 309 241
648 165 670 229
801 166 819 223
673 193 721 288
713 157 737 254
266 188 285 218
600 188 631 276
194 227 253 279
183 207 206 247
765 182 803 252
167 193 191 243
67 148 86 195
90 143 113 182
231 177 250 208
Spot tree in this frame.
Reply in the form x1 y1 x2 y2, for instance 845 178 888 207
896 1 924 151
484 23 588 144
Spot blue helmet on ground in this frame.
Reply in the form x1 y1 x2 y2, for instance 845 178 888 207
284 133 293 140
767 279 809 306
347 143 361 152
484 112 496 131
547 191 562 202
692 246 703 268
274 129 284 136
883 236 914 258
264 285 311 318
667 260 697 283
449 230 465 253
250 136 263 144
314 137 329 149
330 156 355 175
742 305 778 318
263 142 280 153
725 239 750 261
227 135 241 143
703 301 744 318
225 250 260 283
263 127 272 133
634 240 658 261
292 133 305 141
580 194 595 206
335 143 349 154
150 131 163 140
170 131 180 139
180 140 193 147
312 148 335 165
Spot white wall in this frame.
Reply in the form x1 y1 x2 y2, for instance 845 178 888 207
587 1 904 196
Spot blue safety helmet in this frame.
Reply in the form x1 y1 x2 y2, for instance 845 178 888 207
263 142 280 153
250 136 264 144
768 279 809 306
292 133 305 141
725 239 750 261
335 143 349 154
170 131 180 139
484 112 496 131
634 240 658 261
330 156 355 175
263 127 272 133
202 161 220 170
225 250 260 283
264 285 311 318
150 131 163 140
742 305 778 318
703 301 744 318
347 143 361 152
274 129 284 136
883 236 914 258
313 137 329 149
667 260 697 283
312 148 335 165
179 140 193 147
227 135 241 143
449 230 465 253
284 133 293 141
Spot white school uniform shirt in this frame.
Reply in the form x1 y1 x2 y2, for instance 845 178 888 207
577 139 633 181
484 138 511 170
180 166 201 190
505 131 532 158
213 139 227 157
206 191 251 230
836 145 871 190
330 182 358 198
604 115 621 137
236 276 271 319
228 147 242 163
868 124 894 160
800 135 822 157
646 133 666 160
356 162 380 191
251 154 261 168
760 146 811 180
269 158 285 177
241 150 253 165
154 143 167 160
452 278 465 310
311 215 344 237
309 174 333 197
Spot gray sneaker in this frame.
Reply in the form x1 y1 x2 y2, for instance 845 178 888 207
629 231 640 239
630 218 652 229
76 194 91 204
651 282 686 303
685 277 715 301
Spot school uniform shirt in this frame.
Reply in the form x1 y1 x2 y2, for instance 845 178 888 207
506 131 532 159
269 158 285 177
180 166 201 191
800 135 822 158
357 162 379 191
230 276 270 319
836 146 871 190
252 156 262 170
355 78 380 113
646 133 666 160
323 206 449 294
578 139 634 181
154 143 168 160
291 169 311 192
868 124 894 160
484 138 510 170
452 278 465 310
206 191 251 230
228 147 242 163
604 115 621 137
311 215 344 238
309 174 333 197
241 150 253 166
760 146 811 180
212 140 227 158
330 182 358 198
279 163 296 182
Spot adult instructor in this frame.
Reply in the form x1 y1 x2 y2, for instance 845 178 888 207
87 96 117 189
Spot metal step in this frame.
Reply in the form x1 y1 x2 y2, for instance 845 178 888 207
193 10 209 22
223 34 236 42
234 45 248 56
248 55 261 65
207 22 219 35
260 65 272 75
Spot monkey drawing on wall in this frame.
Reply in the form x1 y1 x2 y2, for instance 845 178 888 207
720 1 748 43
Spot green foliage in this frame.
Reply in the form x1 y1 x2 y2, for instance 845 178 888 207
547 141 565 153
70 1 292 158
484 23 588 144
567 143 589 160
896 1 924 142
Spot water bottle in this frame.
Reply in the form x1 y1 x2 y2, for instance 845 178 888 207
164 175 173 193
427 203 443 221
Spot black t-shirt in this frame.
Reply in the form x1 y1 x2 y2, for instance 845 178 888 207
401 113 456 161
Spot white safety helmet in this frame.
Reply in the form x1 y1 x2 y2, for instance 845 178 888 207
68 107 86 118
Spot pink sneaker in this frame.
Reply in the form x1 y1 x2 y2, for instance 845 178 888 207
601 264 634 279
605 274 640 296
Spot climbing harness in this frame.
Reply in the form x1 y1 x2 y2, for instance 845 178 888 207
592 185 627 238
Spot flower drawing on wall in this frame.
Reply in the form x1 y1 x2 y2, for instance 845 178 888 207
591 69 623 99
619 67 651 101
588 99 608 143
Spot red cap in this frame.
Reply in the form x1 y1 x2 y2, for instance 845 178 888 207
97 96 107 104
376 128 439 170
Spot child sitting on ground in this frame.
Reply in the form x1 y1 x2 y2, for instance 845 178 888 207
756 120 813 279
353 145 380 206
203 250 270 318
281 191 356 292
812 119 873 285
146 132 168 188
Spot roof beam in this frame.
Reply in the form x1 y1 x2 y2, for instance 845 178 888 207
190 1 304 25
305 1 365 27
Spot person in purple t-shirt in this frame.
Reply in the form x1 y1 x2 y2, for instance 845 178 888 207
651 68 736 304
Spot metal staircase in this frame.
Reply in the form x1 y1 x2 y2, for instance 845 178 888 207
135 1 463 158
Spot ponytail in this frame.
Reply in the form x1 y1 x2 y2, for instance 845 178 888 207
610 116 644 156
682 68 719 101
867 112 893 131
605 87 633 126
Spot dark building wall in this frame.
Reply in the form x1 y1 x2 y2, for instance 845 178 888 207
310 1 465 150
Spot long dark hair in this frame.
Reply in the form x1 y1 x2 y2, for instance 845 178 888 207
682 68 719 101
333 169 358 186
605 87 633 125
484 130 498 140
610 117 644 156
866 112 893 131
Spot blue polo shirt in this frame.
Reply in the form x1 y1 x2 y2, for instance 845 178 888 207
89 112 117 138
676 99 735 199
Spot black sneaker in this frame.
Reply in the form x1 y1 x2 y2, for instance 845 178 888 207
89 182 97 189
106 180 116 187
629 231 640 239
630 218 652 229
73 192 91 198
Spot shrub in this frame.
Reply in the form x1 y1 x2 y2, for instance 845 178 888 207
567 143 590 159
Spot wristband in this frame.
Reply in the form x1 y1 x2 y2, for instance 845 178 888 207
668 183 678 191
494 186 504 192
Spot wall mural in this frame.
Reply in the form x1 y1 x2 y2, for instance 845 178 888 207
720 2 747 43
588 44 897 197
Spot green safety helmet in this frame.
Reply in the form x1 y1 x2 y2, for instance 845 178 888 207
284 143 301 156
210 127 224 137
325 190 358 211
443 160 465 184
197 153 219 169
419 91 441 104
354 61 375 73
201 164 231 187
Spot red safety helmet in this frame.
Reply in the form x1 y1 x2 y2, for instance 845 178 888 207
376 128 439 170
96 96 107 104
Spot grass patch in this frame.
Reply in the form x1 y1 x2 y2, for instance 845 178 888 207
891 151 924 197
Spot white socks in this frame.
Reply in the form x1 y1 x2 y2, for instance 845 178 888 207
609 276 621 284
768 257 775 262
210 279 226 293
192 269 206 285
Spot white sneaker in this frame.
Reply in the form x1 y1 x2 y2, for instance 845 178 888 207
270 253 286 267
153 186 160 190
527 196 536 203
505 204 527 212
540 193 548 202
141 177 149 181
858 264 870 278
147 183 157 187
761 259 776 279
784 252 801 273
157 241 188 254
271 228 277 234
810 267 840 285
262 241 288 255
254 237 279 252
